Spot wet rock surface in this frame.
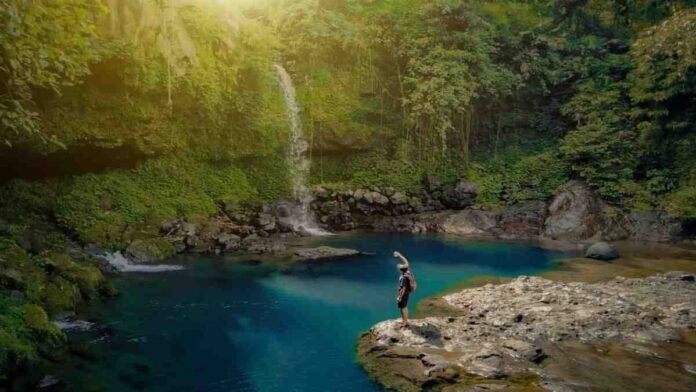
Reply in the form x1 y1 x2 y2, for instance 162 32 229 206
585 241 620 261
124 238 176 263
294 246 362 260
358 272 696 391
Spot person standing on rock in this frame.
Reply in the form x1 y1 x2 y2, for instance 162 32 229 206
394 251 416 327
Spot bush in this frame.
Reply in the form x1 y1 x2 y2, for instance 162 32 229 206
240 157 291 201
476 147 570 205
56 157 256 248
347 151 423 191
0 297 64 379
311 146 472 193
664 182 696 219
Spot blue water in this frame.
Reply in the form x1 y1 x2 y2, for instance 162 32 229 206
55 233 568 392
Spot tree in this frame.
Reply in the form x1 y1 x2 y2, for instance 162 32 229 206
0 0 106 147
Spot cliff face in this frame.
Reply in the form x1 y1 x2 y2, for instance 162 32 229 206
358 271 696 392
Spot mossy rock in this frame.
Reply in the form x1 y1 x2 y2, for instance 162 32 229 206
125 238 176 263
0 239 47 305
0 297 65 377
41 251 104 299
23 304 65 346
40 277 80 314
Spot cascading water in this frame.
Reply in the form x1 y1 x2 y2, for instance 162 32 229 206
99 251 183 273
273 64 331 236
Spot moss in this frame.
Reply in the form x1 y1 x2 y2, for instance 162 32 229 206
125 238 176 263
0 297 65 379
0 239 109 314
40 277 80 314
239 157 291 201
22 304 64 347
41 251 104 299
0 239 46 305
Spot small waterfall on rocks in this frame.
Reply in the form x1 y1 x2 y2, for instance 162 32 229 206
273 64 331 236
99 251 183 273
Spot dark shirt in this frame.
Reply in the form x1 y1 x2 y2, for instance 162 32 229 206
398 273 412 292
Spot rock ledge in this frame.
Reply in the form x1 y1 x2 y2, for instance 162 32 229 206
358 272 696 391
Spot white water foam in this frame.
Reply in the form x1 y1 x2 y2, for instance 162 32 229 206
100 251 184 273
53 319 96 331
273 64 332 236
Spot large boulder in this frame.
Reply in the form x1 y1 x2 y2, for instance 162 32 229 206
543 181 604 241
441 209 498 236
585 241 620 261
497 201 547 239
625 210 682 242
439 179 478 209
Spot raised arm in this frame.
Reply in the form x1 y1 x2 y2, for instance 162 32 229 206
393 251 409 268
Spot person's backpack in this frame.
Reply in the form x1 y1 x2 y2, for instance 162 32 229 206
406 271 417 292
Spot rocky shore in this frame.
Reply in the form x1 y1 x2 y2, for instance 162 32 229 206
116 177 691 265
358 271 696 392
312 179 684 243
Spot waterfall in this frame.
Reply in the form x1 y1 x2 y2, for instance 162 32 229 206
99 251 184 273
273 64 330 236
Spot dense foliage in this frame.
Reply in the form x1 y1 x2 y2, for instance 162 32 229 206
2 0 692 210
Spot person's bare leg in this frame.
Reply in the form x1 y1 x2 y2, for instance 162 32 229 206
400 308 409 326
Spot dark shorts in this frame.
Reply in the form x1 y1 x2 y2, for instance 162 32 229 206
397 293 410 309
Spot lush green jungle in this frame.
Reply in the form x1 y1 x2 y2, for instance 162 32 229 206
0 0 695 384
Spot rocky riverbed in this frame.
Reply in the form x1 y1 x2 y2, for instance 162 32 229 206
358 255 696 392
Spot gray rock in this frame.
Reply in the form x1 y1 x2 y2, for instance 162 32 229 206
172 239 187 254
625 210 682 242
390 191 408 205
373 192 390 206
585 241 620 261
254 213 276 232
276 218 295 233
240 234 286 254
240 234 260 249
362 273 696 391
544 181 604 240
498 201 547 239
216 233 241 252
181 222 197 237
439 179 478 209
294 246 361 260
441 209 498 236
